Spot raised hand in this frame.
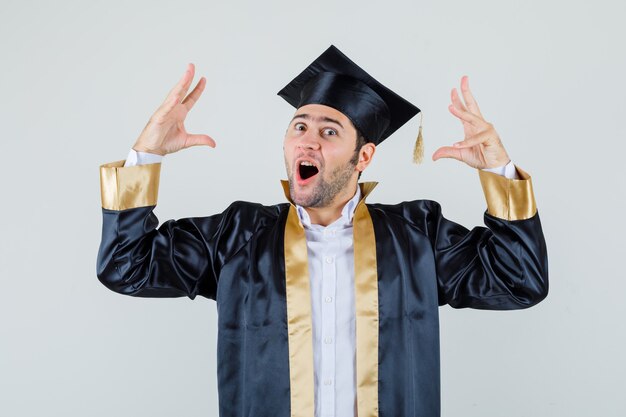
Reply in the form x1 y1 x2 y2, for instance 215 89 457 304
432 76 510 169
132 63 215 156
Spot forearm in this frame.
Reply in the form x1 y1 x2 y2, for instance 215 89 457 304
434 166 547 309
97 160 214 299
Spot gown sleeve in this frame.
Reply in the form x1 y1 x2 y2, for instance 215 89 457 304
96 160 262 300
412 166 548 310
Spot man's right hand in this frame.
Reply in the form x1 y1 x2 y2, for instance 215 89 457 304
132 63 215 156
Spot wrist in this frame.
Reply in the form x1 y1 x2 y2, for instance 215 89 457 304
132 143 166 156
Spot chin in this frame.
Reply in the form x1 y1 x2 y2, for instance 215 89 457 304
289 182 322 208
289 186 312 207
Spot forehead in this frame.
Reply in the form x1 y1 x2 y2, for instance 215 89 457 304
291 104 353 127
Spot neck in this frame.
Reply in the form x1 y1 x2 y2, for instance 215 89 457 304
303 183 359 226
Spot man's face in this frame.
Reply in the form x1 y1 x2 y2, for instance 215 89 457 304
283 104 361 208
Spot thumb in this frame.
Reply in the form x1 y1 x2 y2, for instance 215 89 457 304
432 146 462 162
185 133 216 148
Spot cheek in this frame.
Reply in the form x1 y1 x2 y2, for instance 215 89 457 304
283 144 293 161
283 144 296 170
324 145 353 164
283 135 293 150
283 136 301 156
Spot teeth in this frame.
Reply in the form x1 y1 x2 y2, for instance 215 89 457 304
300 161 315 166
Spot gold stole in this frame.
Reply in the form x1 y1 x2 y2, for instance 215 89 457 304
282 181 380 417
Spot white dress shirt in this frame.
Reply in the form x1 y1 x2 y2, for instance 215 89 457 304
296 187 361 417
123 148 518 417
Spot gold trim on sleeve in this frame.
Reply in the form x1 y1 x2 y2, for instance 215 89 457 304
284 205 315 417
99 160 161 211
478 165 537 221
353 182 380 417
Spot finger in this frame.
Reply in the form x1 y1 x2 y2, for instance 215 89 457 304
182 77 206 111
448 104 483 127
162 63 195 109
432 146 463 162
460 75 483 118
185 133 216 148
450 88 467 112
154 65 193 118
175 63 196 97
452 130 494 149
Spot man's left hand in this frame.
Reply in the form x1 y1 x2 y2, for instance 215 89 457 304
432 76 510 169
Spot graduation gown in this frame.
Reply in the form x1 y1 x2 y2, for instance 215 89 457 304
97 160 548 417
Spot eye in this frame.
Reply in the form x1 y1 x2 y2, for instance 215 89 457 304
294 122 306 131
323 128 337 136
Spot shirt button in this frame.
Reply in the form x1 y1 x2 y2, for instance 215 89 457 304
324 379 332 385
324 337 333 344
325 296 333 303
325 256 334 264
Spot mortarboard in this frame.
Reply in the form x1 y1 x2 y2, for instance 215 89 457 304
277 45 424 162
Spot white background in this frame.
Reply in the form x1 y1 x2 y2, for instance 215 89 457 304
1 0 625 416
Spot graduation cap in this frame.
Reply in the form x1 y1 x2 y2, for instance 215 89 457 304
277 45 424 163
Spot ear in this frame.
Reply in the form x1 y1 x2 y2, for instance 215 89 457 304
356 142 376 172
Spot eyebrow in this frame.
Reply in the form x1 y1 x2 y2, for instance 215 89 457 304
291 113 344 130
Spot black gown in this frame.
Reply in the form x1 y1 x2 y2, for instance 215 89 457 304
96 160 548 417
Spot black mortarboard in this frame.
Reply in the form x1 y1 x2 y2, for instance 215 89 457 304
277 45 421 148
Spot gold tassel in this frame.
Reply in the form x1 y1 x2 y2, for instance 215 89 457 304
412 112 424 164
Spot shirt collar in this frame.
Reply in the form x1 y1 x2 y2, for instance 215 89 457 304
296 185 362 229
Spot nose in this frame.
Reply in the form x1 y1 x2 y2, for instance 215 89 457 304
297 130 321 150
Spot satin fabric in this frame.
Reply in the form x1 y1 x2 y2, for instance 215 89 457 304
479 166 537 220
284 204 315 417
99 160 160 211
97 195 548 417
353 188 380 417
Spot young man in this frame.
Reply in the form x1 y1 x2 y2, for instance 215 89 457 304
97 45 548 417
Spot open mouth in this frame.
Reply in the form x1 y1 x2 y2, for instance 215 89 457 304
298 160 319 181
